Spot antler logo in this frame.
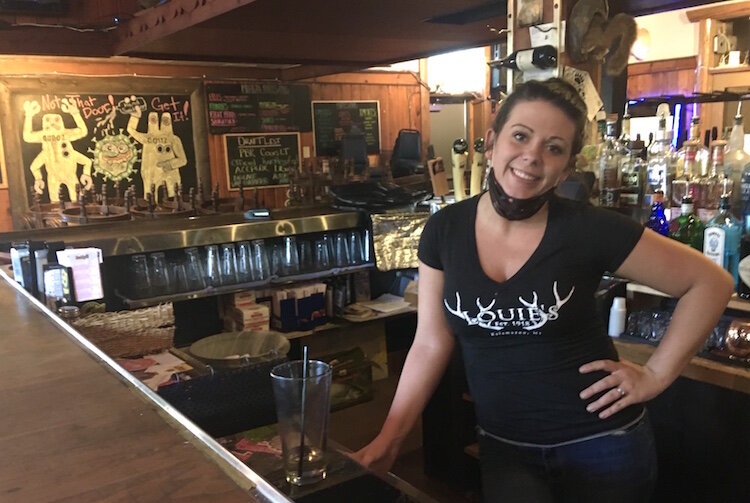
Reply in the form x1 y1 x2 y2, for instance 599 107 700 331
444 281 575 333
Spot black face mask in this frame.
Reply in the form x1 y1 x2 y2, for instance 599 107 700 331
487 168 555 220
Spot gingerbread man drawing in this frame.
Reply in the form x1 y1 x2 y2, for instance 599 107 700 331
127 107 187 200
23 98 93 202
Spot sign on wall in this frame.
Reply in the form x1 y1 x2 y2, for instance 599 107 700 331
206 81 312 134
223 132 300 188
312 101 380 156
14 92 197 203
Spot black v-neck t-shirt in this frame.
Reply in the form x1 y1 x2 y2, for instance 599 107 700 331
418 194 645 444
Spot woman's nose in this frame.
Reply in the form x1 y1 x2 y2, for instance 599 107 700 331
521 141 543 164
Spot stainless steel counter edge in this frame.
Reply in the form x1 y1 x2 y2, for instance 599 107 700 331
0 208 368 257
0 269 293 503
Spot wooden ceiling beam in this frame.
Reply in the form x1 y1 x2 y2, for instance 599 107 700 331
686 0 750 21
111 0 259 55
280 65 371 81
0 29 111 58
135 26 499 67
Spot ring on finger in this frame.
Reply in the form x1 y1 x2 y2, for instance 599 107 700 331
616 387 626 398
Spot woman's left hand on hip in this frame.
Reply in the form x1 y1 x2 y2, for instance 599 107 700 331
578 359 663 419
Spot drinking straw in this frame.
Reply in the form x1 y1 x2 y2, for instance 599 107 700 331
298 345 309 480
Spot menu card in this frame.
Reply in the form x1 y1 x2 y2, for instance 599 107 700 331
56 248 104 302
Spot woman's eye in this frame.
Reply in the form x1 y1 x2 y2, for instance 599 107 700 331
512 132 526 141
548 144 566 155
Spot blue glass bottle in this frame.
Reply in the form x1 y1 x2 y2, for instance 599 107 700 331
645 190 669 236
704 189 742 287
741 161 750 232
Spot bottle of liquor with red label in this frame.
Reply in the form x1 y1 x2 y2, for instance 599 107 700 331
673 116 708 210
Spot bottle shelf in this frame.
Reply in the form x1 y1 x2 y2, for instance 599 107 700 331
116 263 374 309
626 282 750 314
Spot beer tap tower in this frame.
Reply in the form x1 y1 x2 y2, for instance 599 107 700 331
451 138 469 201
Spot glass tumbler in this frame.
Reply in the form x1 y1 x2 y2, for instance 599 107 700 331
282 236 300 276
205 244 222 287
220 243 238 285
361 228 371 263
184 247 207 290
150 252 171 296
333 232 350 267
270 244 283 277
298 239 313 273
314 239 330 271
171 261 190 293
251 239 270 281
236 241 252 283
348 230 363 265
130 254 151 299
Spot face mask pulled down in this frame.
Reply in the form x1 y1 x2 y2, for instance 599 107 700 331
487 168 555 221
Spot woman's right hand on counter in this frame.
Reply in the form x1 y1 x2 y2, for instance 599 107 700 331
350 433 402 476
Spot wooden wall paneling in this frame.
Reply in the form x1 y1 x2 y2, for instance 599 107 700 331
627 57 698 99
0 190 12 232
418 59 431 163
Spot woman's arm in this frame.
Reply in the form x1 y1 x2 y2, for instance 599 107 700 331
580 230 734 418
351 261 455 474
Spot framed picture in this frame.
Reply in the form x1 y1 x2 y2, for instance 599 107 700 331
0 76 210 228
517 0 543 28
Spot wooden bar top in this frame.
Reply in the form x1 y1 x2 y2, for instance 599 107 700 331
0 276 288 503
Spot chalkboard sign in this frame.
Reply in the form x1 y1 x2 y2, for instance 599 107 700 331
312 101 380 156
206 82 312 134
14 92 197 203
224 132 300 188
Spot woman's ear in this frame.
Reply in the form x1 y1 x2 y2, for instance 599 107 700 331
484 129 496 159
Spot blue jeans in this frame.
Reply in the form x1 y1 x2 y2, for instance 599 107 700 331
477 412 657 503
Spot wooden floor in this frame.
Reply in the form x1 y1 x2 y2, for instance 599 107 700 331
328 349 479 503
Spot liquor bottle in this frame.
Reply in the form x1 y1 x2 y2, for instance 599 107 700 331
673 116 709 209
725 105 749 218
645 114 676 210
490 45 558 72
698 140 726 220
598 115 624 207
645 190 669 236
620 138 646 208
618 104 632 146
669 189 704 251
704 178 741 287
741 159 750 233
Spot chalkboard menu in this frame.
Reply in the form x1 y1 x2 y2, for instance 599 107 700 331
224 132 300 188
15 92 197 203
312 101 380 156
206 82 312 134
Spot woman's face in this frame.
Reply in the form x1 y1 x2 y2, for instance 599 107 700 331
486 100 576 200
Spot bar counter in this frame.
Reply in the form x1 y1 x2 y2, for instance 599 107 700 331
0 272 288 503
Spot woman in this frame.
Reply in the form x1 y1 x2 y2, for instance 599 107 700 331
353 79 733 502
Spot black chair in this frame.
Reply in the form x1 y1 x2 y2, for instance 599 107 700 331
340 133 369 175
391 129 424 178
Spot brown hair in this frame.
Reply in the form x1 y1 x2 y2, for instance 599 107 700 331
489 78 588 156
